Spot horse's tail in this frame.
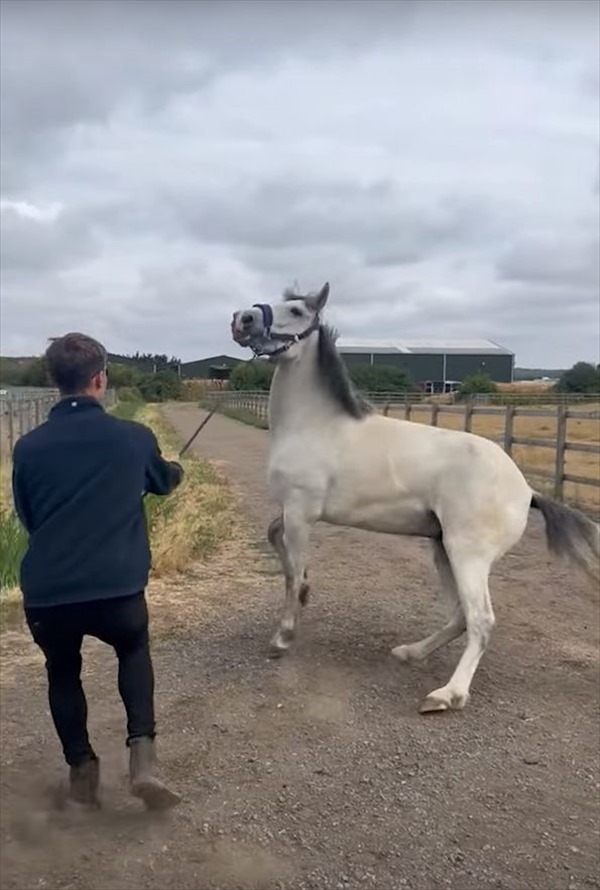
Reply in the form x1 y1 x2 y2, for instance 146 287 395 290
531 493 600 583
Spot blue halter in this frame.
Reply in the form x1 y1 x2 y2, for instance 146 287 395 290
250 302 320 357
252 303 274 334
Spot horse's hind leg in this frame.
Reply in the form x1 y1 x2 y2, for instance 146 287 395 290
420 542 495 713
267 516 310 605
267 507 312 656
392 539 466 664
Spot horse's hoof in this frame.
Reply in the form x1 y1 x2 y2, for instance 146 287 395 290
299 583 310 606
419 688 468 714
419 695 449 714
269 628 293 658
391 644 422 664
268 643 288 659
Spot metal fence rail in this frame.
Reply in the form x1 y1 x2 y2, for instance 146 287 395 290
205 390 600 505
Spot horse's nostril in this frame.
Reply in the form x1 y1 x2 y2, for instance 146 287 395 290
242 312 254 326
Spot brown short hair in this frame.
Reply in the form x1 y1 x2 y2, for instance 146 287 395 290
45 333 108 394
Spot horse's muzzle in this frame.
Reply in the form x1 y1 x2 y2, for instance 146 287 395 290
231 309 263 345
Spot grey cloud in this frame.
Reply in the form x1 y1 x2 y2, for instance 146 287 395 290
162 178 500 264
496 233 600 288
0 204 98 276
0 0 411 191
1 0 599 368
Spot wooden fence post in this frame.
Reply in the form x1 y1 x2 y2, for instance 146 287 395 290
7 398 15 454
405 404 412 422
383 402 390 417
464 401 474 433
430 404 439 427
554 407 567 501
503 405 515 457
17 400 25 439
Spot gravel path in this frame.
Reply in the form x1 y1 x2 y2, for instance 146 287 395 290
1 404 598 890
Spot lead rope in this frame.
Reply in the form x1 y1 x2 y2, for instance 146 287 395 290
141 402 220 500
178 401 220 459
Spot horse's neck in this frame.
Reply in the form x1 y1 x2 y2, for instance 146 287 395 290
269 342 331 435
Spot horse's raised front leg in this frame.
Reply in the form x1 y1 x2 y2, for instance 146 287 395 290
392 538 466 664
267 515 310 606
267 501 313 656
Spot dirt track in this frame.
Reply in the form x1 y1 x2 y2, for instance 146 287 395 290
1 404 598 890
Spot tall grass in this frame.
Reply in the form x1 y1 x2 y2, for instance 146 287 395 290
0 458 26 596
135 404 233 574
0 508 27 591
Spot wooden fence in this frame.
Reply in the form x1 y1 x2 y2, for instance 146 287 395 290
205 391 600 504
0 389 117 456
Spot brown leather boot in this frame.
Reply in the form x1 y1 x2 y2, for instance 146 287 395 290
69 755 100 808
129 738 180 810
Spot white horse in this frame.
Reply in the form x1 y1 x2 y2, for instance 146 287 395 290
231 283 599 713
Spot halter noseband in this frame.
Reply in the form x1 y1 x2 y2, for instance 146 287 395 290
251 303 320 357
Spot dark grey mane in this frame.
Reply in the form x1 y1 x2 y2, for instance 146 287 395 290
316 324 372 420
281 287 371 419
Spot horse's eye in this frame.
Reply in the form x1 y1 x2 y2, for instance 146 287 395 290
290 307 303 317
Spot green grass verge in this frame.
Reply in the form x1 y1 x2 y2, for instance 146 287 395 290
218 406 269 429
110 399 144 421
0 512 27 591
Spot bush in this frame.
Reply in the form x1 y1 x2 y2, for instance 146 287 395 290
229 360 275 391
459 374 499 398
556 362 600 394
0 358 27 386
19 357 50 387
116 386 142 402
137 370 184 402
107 362 142 388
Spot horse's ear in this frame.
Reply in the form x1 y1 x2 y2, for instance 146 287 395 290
306 282 330 313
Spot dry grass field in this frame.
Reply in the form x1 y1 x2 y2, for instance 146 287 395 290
388 404 600 514
496 380 556 393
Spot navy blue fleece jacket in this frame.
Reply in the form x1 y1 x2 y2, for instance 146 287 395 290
11 396 183 607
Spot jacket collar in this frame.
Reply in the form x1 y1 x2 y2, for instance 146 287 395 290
49 396 105 417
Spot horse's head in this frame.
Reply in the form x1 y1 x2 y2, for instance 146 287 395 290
231 282 330 359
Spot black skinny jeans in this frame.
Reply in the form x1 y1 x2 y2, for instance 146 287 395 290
25 592 155 767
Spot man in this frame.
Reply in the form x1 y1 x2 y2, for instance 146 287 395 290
11 332 183 811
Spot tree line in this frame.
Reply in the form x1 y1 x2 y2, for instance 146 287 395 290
1 353 598 400
228 360 416 393
0 354 185 402
229 360 600 397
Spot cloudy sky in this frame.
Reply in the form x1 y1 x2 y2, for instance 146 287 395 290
1 0 598 367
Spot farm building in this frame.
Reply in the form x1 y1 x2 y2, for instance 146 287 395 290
337 338 514 392
180 354 244 380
